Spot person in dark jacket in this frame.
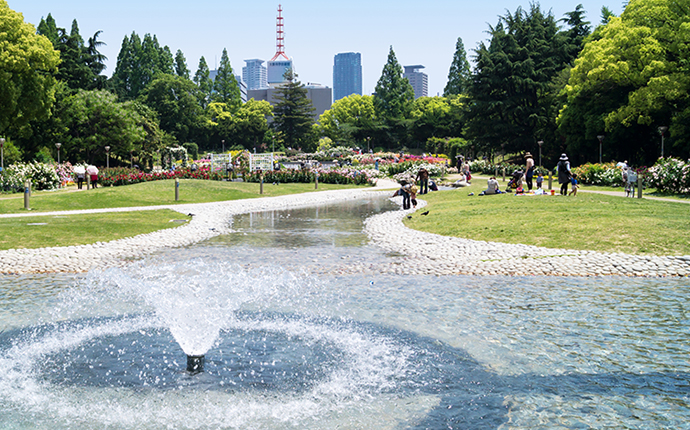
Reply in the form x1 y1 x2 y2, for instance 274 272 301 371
556 153 572 196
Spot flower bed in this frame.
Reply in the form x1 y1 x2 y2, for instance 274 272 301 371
244 167 377 186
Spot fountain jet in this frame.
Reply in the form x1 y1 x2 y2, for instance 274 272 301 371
186 355 205 374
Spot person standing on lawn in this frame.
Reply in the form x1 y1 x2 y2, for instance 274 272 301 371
524 152 535 191
556 154 571 196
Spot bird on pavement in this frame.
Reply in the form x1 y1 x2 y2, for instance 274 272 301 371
421 211 429 216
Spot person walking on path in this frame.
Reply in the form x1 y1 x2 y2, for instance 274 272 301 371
557 154 571 196
416 167 429 195
569 174 579 196
524 152 535 191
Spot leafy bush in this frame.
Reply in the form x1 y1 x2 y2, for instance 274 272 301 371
7 162 60 190
647 157 690 194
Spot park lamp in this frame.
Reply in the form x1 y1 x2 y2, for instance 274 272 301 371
597 135 605 164
0 137 5 171
55 142 62 165
658 126 668 158
537 140 543 168
105 145 111 169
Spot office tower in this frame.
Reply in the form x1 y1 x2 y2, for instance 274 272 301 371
404 65 428 99
243 59 267 90
333 52 362 101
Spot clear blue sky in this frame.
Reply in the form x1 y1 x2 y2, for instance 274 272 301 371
11 0 621 97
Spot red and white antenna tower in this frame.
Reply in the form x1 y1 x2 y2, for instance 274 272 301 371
270 4 290 61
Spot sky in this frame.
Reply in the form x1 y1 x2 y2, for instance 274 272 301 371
11 0 622 97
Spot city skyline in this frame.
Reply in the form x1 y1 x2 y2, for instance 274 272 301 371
11 0 622 97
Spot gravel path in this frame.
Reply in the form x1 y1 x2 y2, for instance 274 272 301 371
1 180 688 277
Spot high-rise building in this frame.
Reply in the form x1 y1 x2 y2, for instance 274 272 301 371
404 65 428 99
333 52 362 101
243 59 267 90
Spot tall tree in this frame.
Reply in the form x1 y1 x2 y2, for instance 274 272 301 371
443 37 471 96
373 46 415 148
318 94 376 145
466 4 576 156
193 56 213 108
111 32 174 100
0 1 60 134
36 13 59 45
558 0 690 164
211 48 241 110
272 69 317 152
174 49 190 79
139 74 203 144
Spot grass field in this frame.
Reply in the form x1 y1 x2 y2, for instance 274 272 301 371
407 178 690 256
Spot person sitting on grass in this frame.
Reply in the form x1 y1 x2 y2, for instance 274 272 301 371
480 177 500 195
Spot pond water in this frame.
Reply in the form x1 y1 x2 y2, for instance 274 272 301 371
0 196 688 429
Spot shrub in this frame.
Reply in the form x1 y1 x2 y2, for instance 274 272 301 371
647 157 690 194
571 162 625 187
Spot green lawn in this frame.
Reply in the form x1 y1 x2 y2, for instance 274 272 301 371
0 210 188 250
408 179 690 256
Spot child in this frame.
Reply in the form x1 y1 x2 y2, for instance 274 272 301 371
569 174 579 196
536 173 544 189
408 183 418 208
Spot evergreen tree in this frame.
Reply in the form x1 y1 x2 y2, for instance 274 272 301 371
466 4 574 155
111 32 174 100
373 46 415 149
561 4 591 58
36 13 59 45
443 37 471 96
193 56 213 108
174 50 190 79
272 69 316 152
373 46 414 121
211 48 241 110
85 30 108 89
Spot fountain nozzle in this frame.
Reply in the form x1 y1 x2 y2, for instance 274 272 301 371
186 355 205 374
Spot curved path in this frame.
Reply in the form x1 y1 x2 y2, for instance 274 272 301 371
0 180 688 277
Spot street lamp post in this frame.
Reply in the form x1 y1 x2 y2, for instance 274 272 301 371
658 126 668 158
0 137 5 172
597 135 605 164
55 142 62 165
105 146 110 169
222 140 225 154
537 140 543 168
367 136 371 153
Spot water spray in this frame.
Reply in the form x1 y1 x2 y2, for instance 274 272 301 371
186 355 205 374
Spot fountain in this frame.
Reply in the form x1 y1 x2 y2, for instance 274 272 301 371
1 198 689 428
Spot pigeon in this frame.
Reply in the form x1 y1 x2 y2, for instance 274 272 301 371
407 215 412 219
187 213 195 217
421 211 429 216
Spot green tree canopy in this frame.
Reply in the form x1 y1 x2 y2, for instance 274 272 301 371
443 37 471 96
466 4 582 157
317 94 376 145
373 46 414 121
559 0 690 163
211 48 241 110
0 1 60 134
410 96 466 146
111 32 174 100
208 99 272 152
139 74 203 144
272 69 317 152
58 89 146 164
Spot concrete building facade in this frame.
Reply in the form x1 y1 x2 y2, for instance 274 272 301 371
403 65 428 99
242 59 267 90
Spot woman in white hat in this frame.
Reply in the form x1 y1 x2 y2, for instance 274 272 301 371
556 154 571 195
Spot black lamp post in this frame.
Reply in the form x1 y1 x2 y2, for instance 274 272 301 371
105 146 110 168
222 139 225 154
658 126 668 158
537 140 543 168
1 137 6 171
597 135 605 164
55 142 62 165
